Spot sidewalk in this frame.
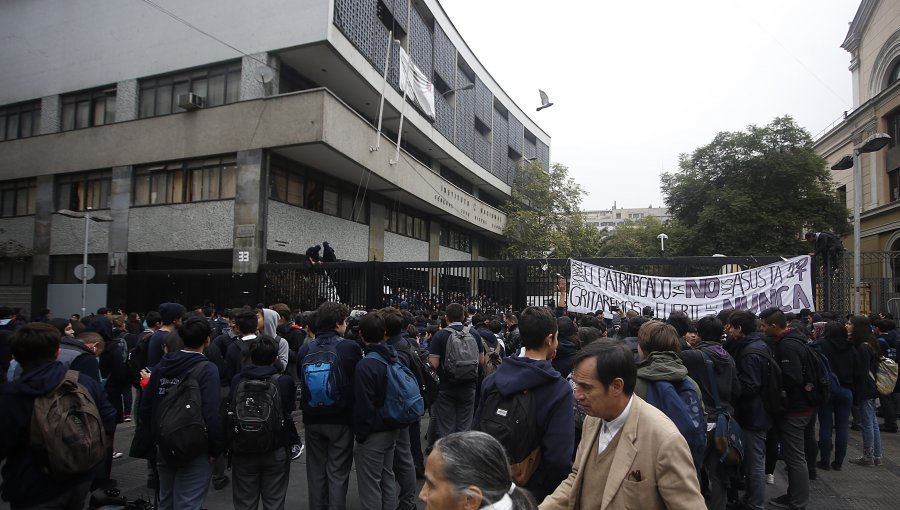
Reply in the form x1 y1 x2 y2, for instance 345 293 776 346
1 414 899 509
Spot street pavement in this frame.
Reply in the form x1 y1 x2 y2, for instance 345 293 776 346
1 412 900 509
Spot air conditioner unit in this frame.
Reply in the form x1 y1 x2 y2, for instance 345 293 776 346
177 92 204 110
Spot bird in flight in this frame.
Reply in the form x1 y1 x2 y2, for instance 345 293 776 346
537 90 554 111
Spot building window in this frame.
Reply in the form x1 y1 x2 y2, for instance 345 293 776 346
891 60 900 86
440 165 473 194
269 158 369 224
0 257 31 285
385 203 428 241
440 225 471 252
61 87 116 131
55 170 111 211
890 171 900 203
0 100 41 141
139 61 241 118
0 178 36 217
133 156 237 206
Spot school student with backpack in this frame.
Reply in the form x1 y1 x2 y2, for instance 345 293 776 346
427 303 484 441
474 305 574 503
353 311 422 510
759 307 814 510
0 322 116 509
224 309 263 384
815 321 857 471
136 316 223 510
631 321 707 475
227 335 295 510
847 314 884 467
297 301 362 510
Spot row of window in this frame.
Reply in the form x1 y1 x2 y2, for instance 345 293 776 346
134 157 237 206
440 225 471 253
0 101 41 141
385 204 428 241
1 179 36 217
269 159 369 224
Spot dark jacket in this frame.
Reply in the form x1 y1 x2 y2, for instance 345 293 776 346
205 331 235 388
818 334 857 388
727 332 774 432
229 364 295 449
146 329 170 368
297 329 362 426
772 328 814 414
137 351 224 458
476 356 574 503
224 335 258 384
854 343 879 403
59 337 101 382
0 361 116 508
353 343 405 443
551 338 579 379
98 335 130 392
385 334 415 369
679 341 741 419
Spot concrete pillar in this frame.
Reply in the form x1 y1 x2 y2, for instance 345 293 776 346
233 149 265 274
115 80 139 122
30 175 54 313
240 53 280 101
107 166 132 308
368 200 385 261
428 220 441 295
39 95 60 134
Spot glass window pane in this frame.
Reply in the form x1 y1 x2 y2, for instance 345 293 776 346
226 69 241 103
134 173 150 206
151 173 165 204
207 73 226 106
32 109 41 135
93 98 105 126
26 186 36 214
157 85 172 115
105 95 116 124
191 78 207 102
206 167 219 200
139 87 155 118
323 187 339 216
0 114 7 140
62 103 76 131
287 175 304 205
75 101 91 129
173 81 189 111
20 109 32 136
7 114 19 139
307 182 323 212
15 187 28 215
55 183 71 211
340 192 353 220
190 169 203 202
220 164 236 199
169 170 183 203
1 189 14 217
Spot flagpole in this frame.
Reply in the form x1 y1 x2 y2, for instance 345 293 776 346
371 30 393 152
391 44 409 165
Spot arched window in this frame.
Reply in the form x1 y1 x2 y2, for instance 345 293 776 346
891 59 900 86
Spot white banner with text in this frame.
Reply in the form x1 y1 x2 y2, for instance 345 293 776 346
567 256 813 319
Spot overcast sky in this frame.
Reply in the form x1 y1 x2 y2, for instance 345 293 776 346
439 0 860 211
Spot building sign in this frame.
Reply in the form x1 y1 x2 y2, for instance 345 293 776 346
568 256 813 319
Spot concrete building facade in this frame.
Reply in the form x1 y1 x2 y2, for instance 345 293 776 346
0 0 550 316
583 205 670 231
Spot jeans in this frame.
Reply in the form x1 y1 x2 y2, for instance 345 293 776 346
354 429 399 510
305 423 354 510
231 447 290 510
742 429 768 510
156 452 214 510
818 385 852 466
432 385 476 441
859 399 882 459
776 414 811 510
703 432 730 510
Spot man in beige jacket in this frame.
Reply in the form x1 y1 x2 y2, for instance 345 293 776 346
540 339 705 510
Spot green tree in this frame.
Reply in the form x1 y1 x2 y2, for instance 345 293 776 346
502 162 603 259
595 216 677 257
660 116 849 256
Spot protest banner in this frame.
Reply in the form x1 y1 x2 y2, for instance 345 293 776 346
567 256 813 319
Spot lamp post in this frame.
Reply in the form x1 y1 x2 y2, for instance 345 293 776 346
657 233 668 252
56 208 113 318
831 132 892 315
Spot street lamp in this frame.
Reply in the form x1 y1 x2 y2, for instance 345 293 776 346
440 83 474 97
56 208 113 318
830 132 892 315
657 233 668 251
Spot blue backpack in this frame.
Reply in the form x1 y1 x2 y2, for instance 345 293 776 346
646 379 707 468
301 338 349 416
366 351 425 425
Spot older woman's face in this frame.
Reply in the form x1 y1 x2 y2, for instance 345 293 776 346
419 448 473 510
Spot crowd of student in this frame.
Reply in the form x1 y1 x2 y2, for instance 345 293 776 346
0 300 897 510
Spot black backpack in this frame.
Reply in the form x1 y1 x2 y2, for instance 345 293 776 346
153 362 210 466
228 374 283 454
785 336 831 408
476 389 541 485
126 331 153 388
744 348 787 417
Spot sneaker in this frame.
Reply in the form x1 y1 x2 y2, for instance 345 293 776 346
766 474 775 485
291 443 305 461
848 456 874 467
874 457 883 466
768 494 791 508
123 415 132 422
112 451 124 460
212 475 229 490
831 461 842 471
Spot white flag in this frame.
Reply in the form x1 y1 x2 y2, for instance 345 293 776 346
399 46 435 119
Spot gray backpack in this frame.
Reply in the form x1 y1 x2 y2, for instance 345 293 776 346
443 326 480 383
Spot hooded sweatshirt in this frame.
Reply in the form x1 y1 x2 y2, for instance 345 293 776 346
136 350 224 458
550 337 579 379
725 331 774 432
679 341 741 418
475 356 574 503
771 328 814 415
0 361 116 508
262 309 290 371
634 350 702 404
818 333 857 388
